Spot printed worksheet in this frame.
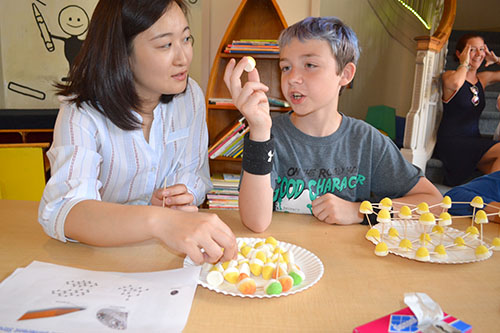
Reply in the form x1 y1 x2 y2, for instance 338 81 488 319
0 261 201 332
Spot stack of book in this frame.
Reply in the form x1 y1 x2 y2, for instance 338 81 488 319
207 174 240 210
208 117 248 159
224 39 279 54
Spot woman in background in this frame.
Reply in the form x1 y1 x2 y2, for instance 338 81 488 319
38 0 237 264
434 33 500 186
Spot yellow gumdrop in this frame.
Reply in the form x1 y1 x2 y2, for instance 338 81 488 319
241 245 253 258
398 205 412 219
419 212 435 225
261 264 274 280
360 200 373 214
223 267 240 284
249 259 263 276
254 241 264 248
265 236 278 247
377 209 391 223
282 250 294 264
365 228 381 242
419 233 431 245
454 237 465 247
475 244 489 258
466 226 479 237
441 195 452 208
379 197 392 210
388 227 399 238
492 237 500 250
432 225 444 234
438 212 452 226
273 247 285 255
417 202 429 214
254 250 267 262
434 244 447 256
474 210 488 224
415 247 430 261
399 238 412 251
221 261 230 270
374 242 388 256
470 196 484 208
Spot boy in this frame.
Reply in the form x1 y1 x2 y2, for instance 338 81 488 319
224 16 442 232
444 171 500 223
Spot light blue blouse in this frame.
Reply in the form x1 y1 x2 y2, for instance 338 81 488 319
39 78 211 241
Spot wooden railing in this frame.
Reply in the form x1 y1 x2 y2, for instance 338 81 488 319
401 0 456 172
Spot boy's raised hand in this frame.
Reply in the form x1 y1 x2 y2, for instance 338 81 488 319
224 57 272 141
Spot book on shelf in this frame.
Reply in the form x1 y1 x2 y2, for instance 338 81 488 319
224 39 279 54
207 173 240 210
219 127 248 158
209 117 248 159
208 117 245 157
208 97 234 106
234 39 278 45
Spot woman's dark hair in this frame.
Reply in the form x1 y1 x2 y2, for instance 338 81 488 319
56 0 188 130
454 33 484 62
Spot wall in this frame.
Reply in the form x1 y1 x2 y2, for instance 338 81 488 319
202 0 420 120
454 0 500 32
320 0 419 120
0 1 98 109
200 0 317 91
1 0 418 119
0 0 201 109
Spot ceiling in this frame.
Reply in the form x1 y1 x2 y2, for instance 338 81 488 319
454 0 500 32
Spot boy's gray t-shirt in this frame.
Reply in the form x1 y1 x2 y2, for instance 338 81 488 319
269 112 423 214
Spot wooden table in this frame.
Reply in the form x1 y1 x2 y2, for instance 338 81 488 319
1 200 499 331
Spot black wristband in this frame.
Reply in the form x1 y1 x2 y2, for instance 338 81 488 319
242 133 274 175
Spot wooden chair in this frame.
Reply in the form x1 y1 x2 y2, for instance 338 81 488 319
0 143 50 201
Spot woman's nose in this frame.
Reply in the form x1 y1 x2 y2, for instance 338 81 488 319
173 44 189 65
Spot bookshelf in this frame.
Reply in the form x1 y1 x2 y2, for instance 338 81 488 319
205 0 289 175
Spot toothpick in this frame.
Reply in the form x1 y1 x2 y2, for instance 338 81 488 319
365 214 372 228
162 177 167 208
275 247 281 279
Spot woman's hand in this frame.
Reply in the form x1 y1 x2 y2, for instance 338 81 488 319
458 44 471 66
150 209 238 265
151 184 198 212
224 57 272 141
311 193 363 225
485 44 499 67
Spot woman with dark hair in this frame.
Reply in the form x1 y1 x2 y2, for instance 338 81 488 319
38 0 237 264
434 33 500 186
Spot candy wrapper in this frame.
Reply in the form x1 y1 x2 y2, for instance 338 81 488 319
353 293 472 333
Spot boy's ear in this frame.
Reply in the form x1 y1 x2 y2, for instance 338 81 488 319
340 62 356 86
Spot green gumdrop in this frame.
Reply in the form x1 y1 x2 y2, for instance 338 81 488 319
289 271 303 286
265 281 282 295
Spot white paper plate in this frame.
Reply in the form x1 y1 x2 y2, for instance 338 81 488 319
369 220 492 263
183 237 324 298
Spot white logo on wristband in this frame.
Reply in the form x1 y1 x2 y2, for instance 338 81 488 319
267 150 274 162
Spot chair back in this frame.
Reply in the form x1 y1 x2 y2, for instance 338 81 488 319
365 105 396 140
0 143 49 200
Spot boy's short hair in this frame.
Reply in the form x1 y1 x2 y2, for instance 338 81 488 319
278 16 360 75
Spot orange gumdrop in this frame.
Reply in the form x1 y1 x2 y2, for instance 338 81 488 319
237 278 256 295
272 266 286 279
237 273 249 282
279 276 293 292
